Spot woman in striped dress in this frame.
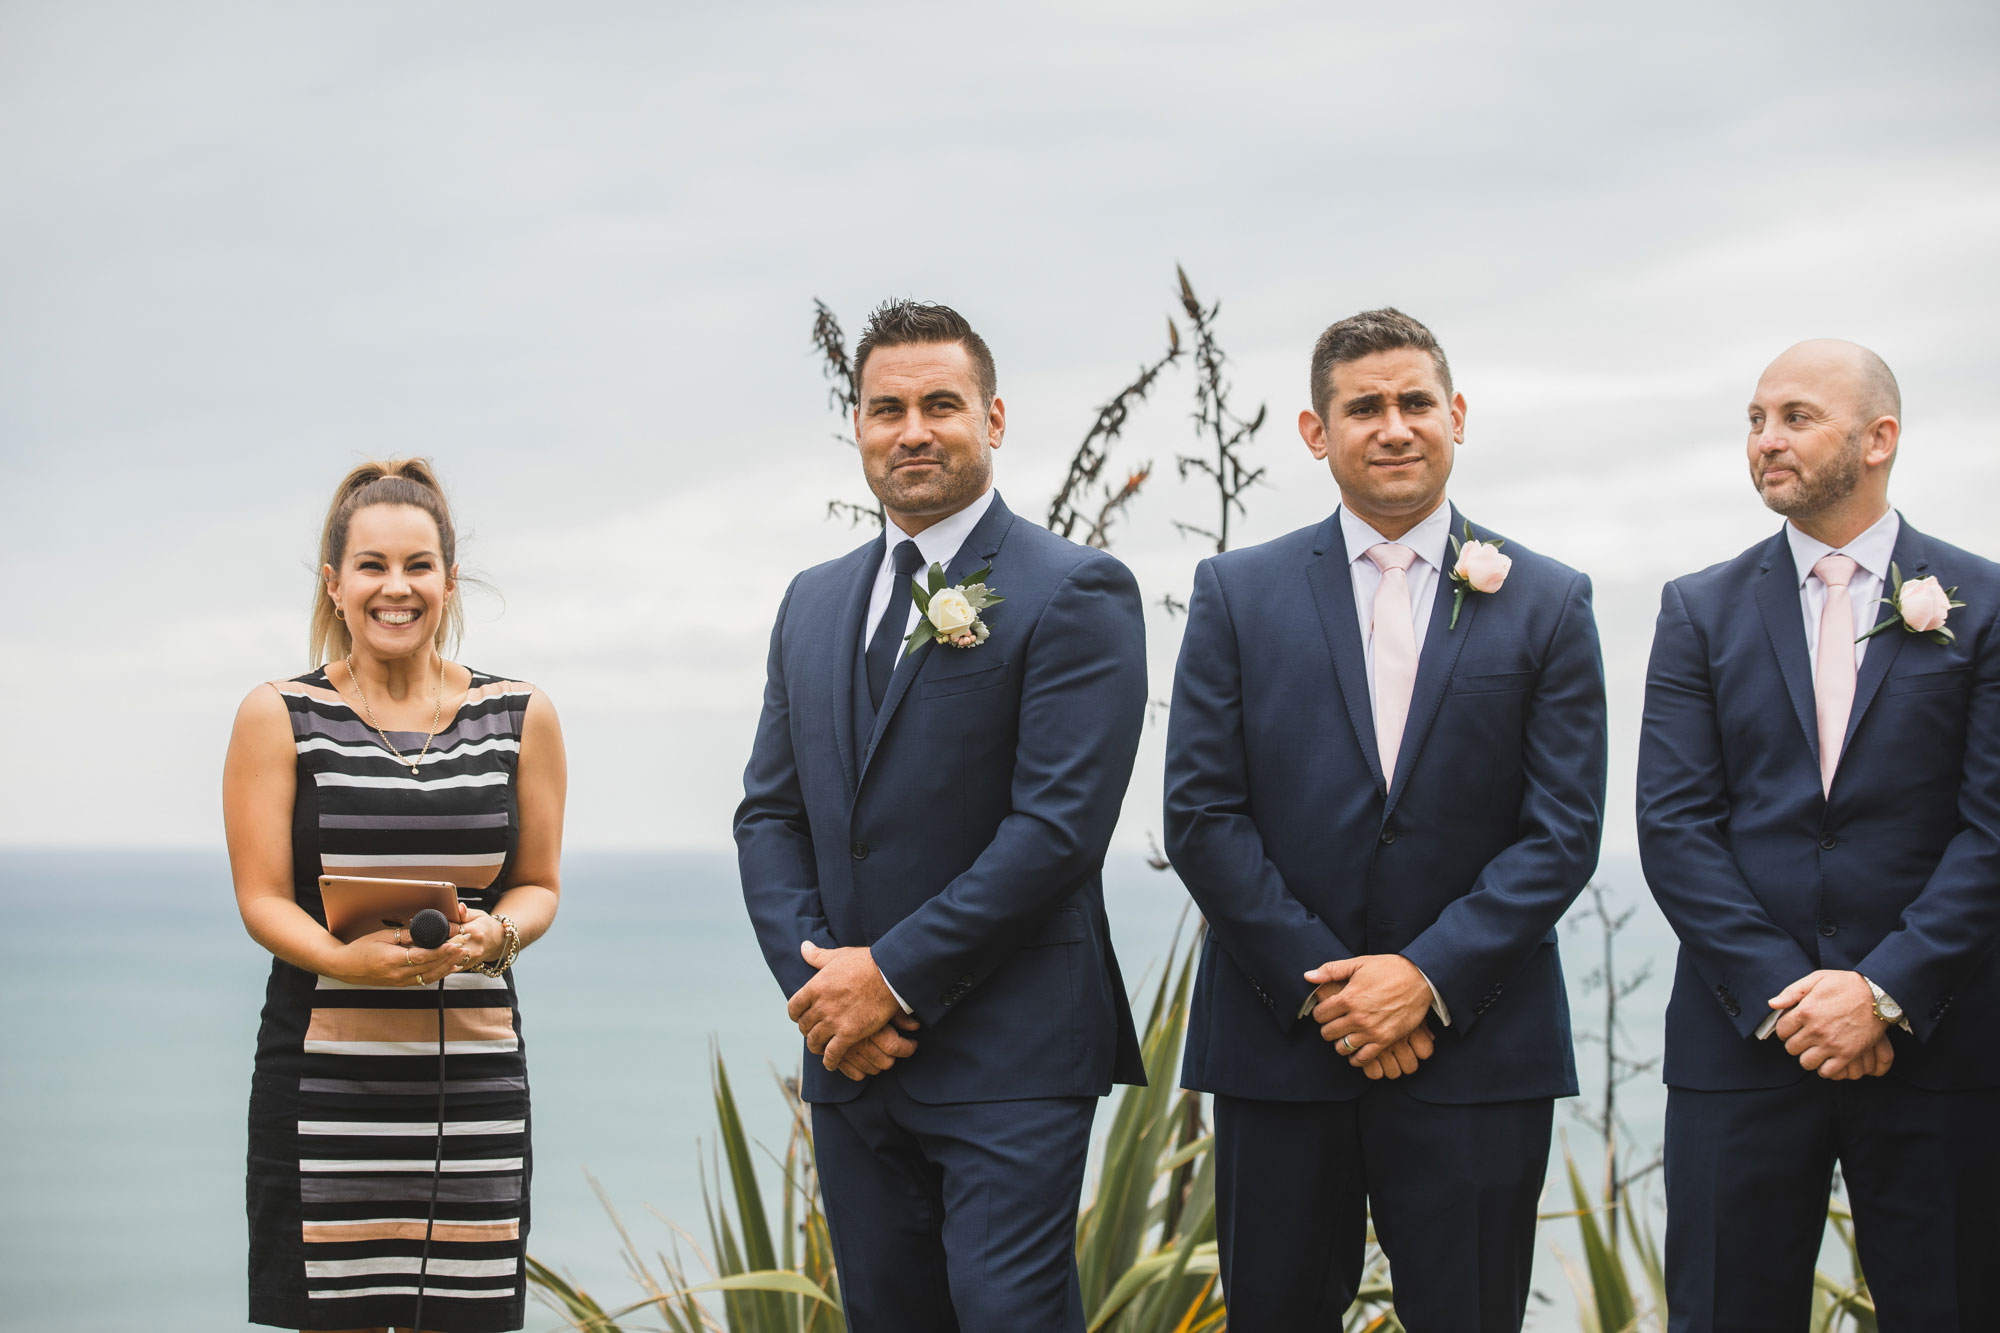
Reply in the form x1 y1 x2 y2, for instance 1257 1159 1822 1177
224 459 566 1332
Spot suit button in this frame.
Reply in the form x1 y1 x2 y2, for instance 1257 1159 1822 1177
1724 999 1741 1016
1820 835 1837 851
1380 828 1397 845
1819 921 1837 937
851 841 869 860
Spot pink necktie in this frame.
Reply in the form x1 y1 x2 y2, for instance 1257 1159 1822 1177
1368 543 1420 784
1814 553 1859 795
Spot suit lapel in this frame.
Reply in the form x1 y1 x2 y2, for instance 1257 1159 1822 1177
1305 514 1387 793
858 493 1017 786
1383 505 1475 818
1753 531 1822 770
1841 517 1925 757
831 535 883 795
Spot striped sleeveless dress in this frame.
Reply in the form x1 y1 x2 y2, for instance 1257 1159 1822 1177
248 667 534 1331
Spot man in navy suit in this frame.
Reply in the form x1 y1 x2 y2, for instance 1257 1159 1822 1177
735 300 1147 1332
1164 308 1607 1330
1638 340 2000 1330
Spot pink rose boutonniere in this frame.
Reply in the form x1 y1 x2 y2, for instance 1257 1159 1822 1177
1858 563 1964 646
1447 522 1511 628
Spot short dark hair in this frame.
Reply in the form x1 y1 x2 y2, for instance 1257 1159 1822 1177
1309 307 1453 421
853 299 998 408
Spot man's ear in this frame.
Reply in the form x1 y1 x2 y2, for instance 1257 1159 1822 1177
1864 415 1900 468
1451 392 1468 444
986 394 1006 451
1299 408 1330 461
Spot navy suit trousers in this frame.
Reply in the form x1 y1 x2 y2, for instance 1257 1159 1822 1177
812 1073 1094 1333
1213 1085 1553 1332
1665 1078 2000 1332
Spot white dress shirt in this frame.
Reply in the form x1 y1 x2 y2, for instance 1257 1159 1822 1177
1341 502 1453 712
1333 500 1455 1027
1756 507 1907 1039
864 487 997 645
861 487 996 1016
1786 507 1898 677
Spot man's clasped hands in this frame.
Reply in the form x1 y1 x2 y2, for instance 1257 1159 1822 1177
788 941 920 1081
1767 969 1897 1080
1302 958 1899 1082
787 941 1896 1084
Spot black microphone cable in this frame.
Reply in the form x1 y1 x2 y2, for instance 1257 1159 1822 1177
407 906 452 1333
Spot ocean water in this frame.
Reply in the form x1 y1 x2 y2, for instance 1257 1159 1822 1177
0 847 1674 1330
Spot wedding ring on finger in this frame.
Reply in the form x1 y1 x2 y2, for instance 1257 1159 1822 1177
1338 1036 1356 1055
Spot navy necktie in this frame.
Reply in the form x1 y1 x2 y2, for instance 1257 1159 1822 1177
867 539 926 712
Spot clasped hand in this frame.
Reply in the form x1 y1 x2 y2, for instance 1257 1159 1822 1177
1304 954 1436 1080
788 942 921 1082
1768 970 1895 1080
336 904 488 988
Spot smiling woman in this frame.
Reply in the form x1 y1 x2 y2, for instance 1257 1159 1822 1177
222 458 568 1333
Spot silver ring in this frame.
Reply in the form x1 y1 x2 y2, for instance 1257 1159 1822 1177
1338 1036 1356 1055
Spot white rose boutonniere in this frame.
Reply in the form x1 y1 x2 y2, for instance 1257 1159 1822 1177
903 562 1004 655
1858 563 1964 646
1446 522 1511 629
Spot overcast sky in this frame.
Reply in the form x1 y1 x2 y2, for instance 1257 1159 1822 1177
4 1 1996 855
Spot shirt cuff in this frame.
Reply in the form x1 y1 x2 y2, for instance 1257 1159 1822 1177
1413 963 1451 1027
880 967 913 1015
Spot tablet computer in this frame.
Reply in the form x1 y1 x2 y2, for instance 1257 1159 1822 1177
318 874 462 943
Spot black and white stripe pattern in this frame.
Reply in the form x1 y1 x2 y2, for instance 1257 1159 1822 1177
246 668 536 1331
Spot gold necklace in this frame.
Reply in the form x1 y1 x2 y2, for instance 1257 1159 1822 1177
344 652 445 774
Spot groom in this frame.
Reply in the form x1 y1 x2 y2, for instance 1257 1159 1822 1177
1638 340 2000 1329
735 299 1147 1332
1164 308 1607 1330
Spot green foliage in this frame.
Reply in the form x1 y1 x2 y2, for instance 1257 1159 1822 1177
525 1053 840 1332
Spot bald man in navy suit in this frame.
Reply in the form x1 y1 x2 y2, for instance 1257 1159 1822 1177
1639 340 2000 1330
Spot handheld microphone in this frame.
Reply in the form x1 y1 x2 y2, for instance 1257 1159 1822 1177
410 903 453 1330
409 907 451 950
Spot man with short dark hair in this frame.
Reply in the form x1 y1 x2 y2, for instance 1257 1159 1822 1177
1639 339 2000 1330
736 299 1148 1331
1165 307 1607 1329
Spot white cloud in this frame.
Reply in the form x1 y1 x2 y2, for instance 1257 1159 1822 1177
3 1 1996 849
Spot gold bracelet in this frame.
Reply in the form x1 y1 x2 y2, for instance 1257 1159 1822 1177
475 914 521 977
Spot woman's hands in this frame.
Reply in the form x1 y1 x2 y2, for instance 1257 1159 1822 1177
330 924 468 987
453 906 506 968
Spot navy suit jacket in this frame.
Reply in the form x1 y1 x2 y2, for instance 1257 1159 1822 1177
1165 507 1607 1104
1637 518 2000 1092
735 492 1148 1106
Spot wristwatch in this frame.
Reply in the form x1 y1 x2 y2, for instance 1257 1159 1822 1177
1863 977 1904 1026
